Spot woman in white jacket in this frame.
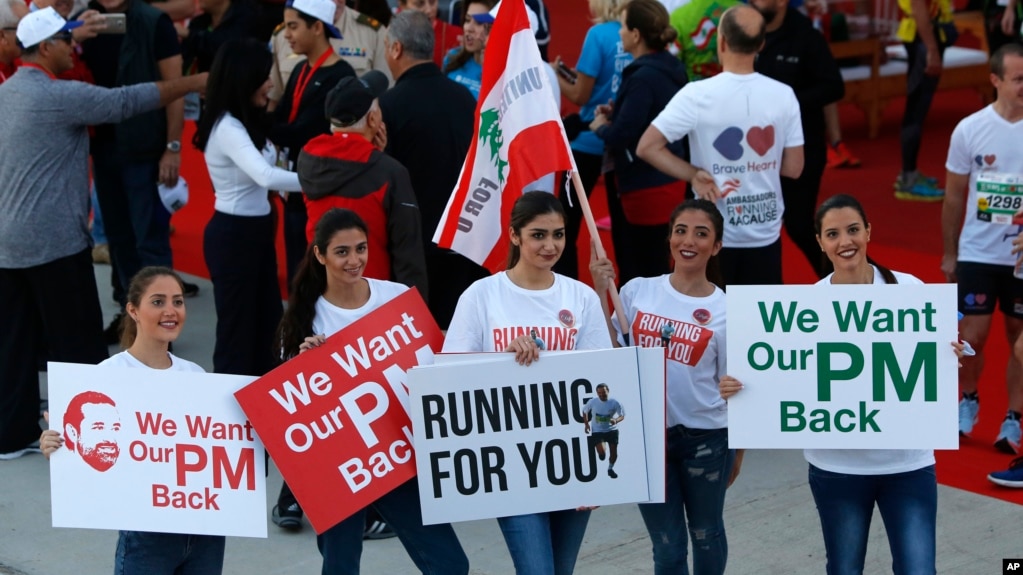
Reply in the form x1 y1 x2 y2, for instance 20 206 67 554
192 38 303 378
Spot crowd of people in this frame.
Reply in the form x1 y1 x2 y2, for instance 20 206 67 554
1 0 1022 572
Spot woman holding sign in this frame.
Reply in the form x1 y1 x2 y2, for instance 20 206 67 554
444 191 613 575
40 267 226 575
275 208 469 575
720 194 946 575
590 198 740 575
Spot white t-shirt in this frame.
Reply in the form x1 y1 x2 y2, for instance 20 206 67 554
205 113 302 217
582 397 625 432
442 272 612 353
613 275 728 429
311 278 409 337
945 105 1023 267
805 266 935 475
100 350 205 373
651 72 803 249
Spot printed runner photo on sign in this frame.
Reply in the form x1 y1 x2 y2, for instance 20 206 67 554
582 383 625 478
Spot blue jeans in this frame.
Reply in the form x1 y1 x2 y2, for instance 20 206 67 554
497 509 591 575
91 185 107 245
114 531 225 575
316 478 468 575
808 464 937 575
638 425 733 575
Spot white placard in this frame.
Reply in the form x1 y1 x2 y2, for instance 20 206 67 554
725 284 959 449
408 347 665 524
48 363 267 537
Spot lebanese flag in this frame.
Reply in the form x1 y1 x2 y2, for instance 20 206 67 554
432 0 576 273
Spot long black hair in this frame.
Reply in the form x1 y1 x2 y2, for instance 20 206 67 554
507 191 566 269
814 194 897 284
192 38 273 152
668 199 725 289
275 209 370 359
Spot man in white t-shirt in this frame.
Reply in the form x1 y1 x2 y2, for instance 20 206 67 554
582 384 626 478
942 44 1023 454
637 5 804 286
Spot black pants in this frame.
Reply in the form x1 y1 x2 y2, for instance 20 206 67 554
719 239 783 287
606 173 672 285
781 152 827 279
92 144 173 306
204 211 283 376
0 249 108 452
554 150 603 280
424 246 489 330
283 194 308 288
901 40 946 174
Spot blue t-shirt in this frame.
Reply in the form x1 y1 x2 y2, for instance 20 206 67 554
572 21 632 156
444 47 483 100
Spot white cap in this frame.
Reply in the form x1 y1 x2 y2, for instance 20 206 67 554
158 177 189 213
16 7 82 49
472 1 540 36
286 0 342 38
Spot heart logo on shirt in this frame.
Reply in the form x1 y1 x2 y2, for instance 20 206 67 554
712 127 744 161
746 126 775 156
975 294 988 305
735 205 743 214
984 154 996 166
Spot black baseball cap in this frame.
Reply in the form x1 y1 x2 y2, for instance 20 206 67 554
325 70 389 127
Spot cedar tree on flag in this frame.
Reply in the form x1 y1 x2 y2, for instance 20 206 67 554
432 0 576 272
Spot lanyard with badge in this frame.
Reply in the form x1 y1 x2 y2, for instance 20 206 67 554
276 49 332 195
287 49 332 124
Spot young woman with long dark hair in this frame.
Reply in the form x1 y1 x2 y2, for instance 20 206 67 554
193 38 303 378
443 191 612 575
276 207 469 575
591 199 740 575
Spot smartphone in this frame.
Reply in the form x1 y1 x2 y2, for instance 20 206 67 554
556 61 577 85
98 13 126 35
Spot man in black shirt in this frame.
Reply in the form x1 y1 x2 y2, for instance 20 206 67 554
82 0 193 334
380 10 484 329
751 0 843 278
270 0 355 283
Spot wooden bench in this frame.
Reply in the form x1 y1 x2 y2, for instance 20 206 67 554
832 11 994 139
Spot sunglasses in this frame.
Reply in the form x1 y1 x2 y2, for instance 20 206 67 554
49 31 74 43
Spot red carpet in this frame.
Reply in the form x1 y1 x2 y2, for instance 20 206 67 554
165 6 1022 505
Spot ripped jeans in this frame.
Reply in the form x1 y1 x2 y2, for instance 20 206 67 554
638 425 733 575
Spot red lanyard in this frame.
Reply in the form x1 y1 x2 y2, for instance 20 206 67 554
288 49 332 124
19 62 56 80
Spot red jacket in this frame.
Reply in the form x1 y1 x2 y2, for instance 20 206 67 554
298 132 429 300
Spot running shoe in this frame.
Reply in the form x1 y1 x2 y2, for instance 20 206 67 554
272 503 303 530
826 141 861 169
995 418 1021 454
894 173 944 202
988 456 1023 487
959 397 979 436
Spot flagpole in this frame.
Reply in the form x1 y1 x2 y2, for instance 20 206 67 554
570 170 632 345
